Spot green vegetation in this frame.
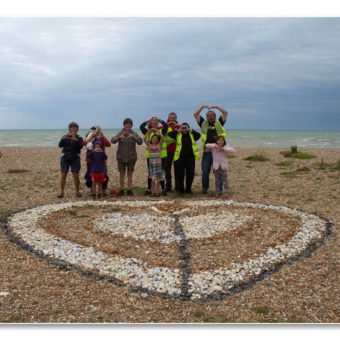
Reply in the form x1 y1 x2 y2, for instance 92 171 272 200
281 165 311 176
0 315 25 323
193 308 231 323
7 169 30 174
254 305 270 315
296 166 311 173
313 158 333 170
275 160 294 167
243 153 270 162
333 160 340 171
280 146 315 159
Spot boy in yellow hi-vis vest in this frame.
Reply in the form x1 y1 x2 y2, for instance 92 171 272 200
168 123 201 195
194 104 228 194
140 117 168 196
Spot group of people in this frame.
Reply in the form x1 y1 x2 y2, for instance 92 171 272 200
58 104 235 199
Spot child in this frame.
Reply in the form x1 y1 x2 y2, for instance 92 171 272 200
205 136 235 199
143 129 165 197
58 122 83 198
87 141 108 199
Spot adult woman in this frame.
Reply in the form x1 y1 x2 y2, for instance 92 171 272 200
83 125 111 196
111 118 143 196
58 121 83 198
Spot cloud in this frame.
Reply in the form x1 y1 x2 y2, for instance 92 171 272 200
0 18 339 130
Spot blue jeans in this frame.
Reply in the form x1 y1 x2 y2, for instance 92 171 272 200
201 152 213 190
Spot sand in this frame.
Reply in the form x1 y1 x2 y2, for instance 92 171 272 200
0 145 339 323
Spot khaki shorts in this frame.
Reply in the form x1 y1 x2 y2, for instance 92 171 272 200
118 160 136 173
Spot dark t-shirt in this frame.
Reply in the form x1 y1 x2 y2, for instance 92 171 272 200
198 116 226 144
88 151 108 172
168 130 201 157
58 135 83 154
139 120 168 136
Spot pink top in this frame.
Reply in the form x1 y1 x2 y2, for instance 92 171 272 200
205 143 235 170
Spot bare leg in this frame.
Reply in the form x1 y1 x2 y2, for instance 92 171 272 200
155 180 160 195
151 179 156 195
72 172 80 193
59 172 68 197
91 182 96 197
127 171 133 190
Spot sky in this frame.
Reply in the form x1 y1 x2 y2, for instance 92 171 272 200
0 17 340 130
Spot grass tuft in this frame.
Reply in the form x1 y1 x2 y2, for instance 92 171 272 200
280 150 315 159
254 305 270 315
275 160 294 167
243 154 270 162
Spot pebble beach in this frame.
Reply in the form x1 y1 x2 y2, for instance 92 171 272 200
0 145 339 323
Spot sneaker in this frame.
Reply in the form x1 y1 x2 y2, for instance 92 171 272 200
126 190 134 196
118 190 125 196
144 190 151 196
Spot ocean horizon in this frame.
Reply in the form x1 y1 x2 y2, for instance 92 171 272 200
0 129 339 148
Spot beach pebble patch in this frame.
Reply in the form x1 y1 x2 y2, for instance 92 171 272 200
4 200 331 301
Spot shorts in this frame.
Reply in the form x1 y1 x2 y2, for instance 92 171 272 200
60 154 81 173
118 160 136 173
91 172 106 183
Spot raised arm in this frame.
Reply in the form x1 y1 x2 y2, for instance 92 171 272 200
158 130 164 147
143 129 152 146
211 105 228 122
139 120 149 135
193 104 208 124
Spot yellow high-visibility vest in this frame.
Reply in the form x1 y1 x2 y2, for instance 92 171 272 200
173 132 200 161
145 129 168 158
201 120 227 147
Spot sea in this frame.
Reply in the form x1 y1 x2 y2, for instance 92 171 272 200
0 129 339 148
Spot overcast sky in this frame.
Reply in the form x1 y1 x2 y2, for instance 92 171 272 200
0 17 339 130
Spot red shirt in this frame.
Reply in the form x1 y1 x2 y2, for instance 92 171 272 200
167 123 180 154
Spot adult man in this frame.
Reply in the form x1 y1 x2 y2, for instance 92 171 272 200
163 112 180 192
193 104 228 194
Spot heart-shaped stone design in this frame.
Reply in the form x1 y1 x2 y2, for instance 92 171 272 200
5 200 331 301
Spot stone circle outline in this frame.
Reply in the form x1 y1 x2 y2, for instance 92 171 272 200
1 199 333 302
